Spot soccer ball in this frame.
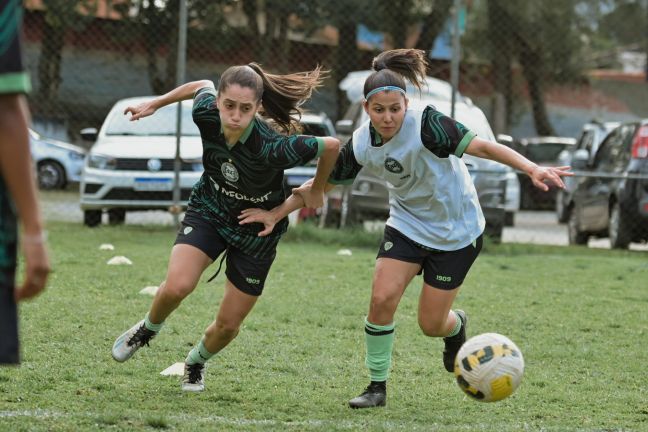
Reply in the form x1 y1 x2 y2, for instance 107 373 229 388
454 333 524 402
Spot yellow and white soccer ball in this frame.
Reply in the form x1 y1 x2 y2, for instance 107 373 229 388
454 333 524 402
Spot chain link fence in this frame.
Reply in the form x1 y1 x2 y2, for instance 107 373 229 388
21 0 648 250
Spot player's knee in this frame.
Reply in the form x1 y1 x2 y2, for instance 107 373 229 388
160 279 194 303
418 316 446 337
370 289 397 310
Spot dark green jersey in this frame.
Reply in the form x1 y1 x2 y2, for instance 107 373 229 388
0 0 30 271
188 87 324 257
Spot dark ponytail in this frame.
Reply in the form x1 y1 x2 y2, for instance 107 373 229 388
364 49 429 99
217 63 324 134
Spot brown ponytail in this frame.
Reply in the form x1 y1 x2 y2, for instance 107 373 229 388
364 49 429 99
217 63 326 134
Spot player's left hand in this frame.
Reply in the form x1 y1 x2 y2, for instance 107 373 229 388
239 208 276 237
530 165 573 191
292 185 324 209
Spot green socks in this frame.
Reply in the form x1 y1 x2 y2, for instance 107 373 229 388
186 339 216 365
364 318 395 382
144 312 163 332
445 310 463 338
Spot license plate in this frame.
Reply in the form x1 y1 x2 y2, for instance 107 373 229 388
134 178 173 191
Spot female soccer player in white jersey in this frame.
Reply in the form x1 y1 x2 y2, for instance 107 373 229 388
111 63 340 392
239 49 572 408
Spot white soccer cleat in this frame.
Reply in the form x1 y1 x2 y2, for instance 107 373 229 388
111 320 157 362
181 362 205 392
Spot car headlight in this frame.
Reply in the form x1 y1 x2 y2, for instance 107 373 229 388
69 151 86 161
184 158 204 172
87 154 117 170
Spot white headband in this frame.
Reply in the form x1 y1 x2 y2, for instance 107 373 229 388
365 85 406 100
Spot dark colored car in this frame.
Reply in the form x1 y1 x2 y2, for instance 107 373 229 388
566 120 648 249
517 136 576 210
555 121 619 222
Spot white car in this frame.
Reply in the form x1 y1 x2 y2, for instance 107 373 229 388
30 128 86 190
80 97 203 227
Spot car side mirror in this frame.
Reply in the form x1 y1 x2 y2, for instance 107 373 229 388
80 127 98 142
335 119 354 135
571 148 589 170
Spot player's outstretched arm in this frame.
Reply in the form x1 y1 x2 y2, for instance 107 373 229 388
299 136 340 208
123 80 215 121
465 136 573 191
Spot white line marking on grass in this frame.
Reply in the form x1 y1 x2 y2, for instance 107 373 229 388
0 410 628 431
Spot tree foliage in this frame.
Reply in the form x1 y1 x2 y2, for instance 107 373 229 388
37 0 97 104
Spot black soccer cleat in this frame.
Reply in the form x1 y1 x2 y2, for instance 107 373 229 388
348 382 387 409
443 310 467 372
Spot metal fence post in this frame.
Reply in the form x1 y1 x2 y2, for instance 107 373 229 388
450 0 462 118
173 0 188 228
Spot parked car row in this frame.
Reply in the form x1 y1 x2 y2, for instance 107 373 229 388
565 119 648 249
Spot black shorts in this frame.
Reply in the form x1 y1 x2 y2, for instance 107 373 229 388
0 268 19 365
377 225 483 290
174 211 277 296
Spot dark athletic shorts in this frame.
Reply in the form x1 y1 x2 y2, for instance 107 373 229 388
377 225 483 290
0 268 19 365
174 211 277 296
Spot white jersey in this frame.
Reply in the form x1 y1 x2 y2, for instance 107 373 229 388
351 109 485 250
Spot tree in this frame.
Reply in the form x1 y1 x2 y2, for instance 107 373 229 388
414 0 453 55
37 0 97 106
465 0 586 136
486 0 515 134
114 0 230 95
292 0 373 117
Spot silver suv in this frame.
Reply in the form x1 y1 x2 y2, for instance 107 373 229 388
80 97 203 227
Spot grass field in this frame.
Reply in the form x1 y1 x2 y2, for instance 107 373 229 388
1 222 647 431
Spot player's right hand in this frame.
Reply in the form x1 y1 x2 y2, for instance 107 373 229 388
124 102 157 121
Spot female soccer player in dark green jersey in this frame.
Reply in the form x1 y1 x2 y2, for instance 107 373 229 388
111 63 340 392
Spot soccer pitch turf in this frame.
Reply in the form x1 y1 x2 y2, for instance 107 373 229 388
1 222 646 431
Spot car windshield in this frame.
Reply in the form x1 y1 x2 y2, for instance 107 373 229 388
526 143 572 162
105 103 200 136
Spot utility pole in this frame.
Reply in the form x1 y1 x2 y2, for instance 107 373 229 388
450 0 462 118
172 0 188 228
